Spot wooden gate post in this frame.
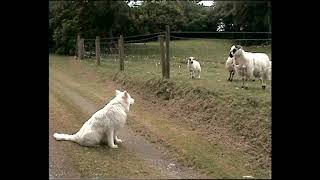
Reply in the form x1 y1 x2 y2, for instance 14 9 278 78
165 25 170 78
95 36 101 65
159 35 166 78
77 34 81 59
80 38 84 59
118 35 124 71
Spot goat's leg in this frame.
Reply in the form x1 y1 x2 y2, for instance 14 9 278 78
244 77 249 89
241 76 245 89
261 77 266 89
262 72 268 89
242 75 249 89
228 71 233 81
231 71 234 81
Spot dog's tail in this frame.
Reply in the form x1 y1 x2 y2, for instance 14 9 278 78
53 133 77 142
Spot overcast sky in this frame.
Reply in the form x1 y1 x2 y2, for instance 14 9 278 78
197 1 214 6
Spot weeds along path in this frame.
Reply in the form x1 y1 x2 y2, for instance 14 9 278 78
49 56 265 178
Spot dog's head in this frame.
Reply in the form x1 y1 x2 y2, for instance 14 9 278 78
229 44 242 58
116 90 135 105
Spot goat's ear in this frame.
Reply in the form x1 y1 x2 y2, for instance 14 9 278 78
123 91 128 98
116 90 121 95
236 45 242 49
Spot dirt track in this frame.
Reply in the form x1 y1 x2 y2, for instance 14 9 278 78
49 60 208 178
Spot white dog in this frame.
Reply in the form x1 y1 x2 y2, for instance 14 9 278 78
53 90 135 148
187 57 201 79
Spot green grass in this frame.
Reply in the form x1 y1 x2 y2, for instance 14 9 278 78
50 58 259 178
123 39 271 63
49 39 271 178
51 38 272 145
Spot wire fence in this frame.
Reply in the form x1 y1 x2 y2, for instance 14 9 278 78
79 31 272 78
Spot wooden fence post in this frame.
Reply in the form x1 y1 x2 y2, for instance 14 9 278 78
80 38 84 59
159 35 166 78
77 34 81 59
165 25 170 78
118 35 124 71
95 36 101 65
268 1 272 47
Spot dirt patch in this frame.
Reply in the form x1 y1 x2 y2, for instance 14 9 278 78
49 94 81 178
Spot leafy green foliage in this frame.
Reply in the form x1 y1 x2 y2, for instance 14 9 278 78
49 1 271 55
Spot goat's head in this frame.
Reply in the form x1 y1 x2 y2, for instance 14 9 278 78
229 45 242 58
187 57 196 64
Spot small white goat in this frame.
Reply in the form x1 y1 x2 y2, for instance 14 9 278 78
225 56 249 82
225 57 236 81
187 57 201 79
229 45 271 89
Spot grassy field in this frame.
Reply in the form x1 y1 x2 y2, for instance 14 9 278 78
91 39 271 107
50 39 271 178
94 39 271 91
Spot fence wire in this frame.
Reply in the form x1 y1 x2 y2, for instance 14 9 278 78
80 32 271 78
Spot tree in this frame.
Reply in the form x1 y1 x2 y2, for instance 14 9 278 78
49 1 271 55
208 1 271 32
49 1 132 55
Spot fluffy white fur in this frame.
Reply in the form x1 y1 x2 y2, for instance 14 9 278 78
229 45 271 89
187 57 201 79
53 90 135 148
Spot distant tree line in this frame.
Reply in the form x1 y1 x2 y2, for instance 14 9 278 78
49 0 271 55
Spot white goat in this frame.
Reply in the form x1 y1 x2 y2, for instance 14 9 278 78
225 57 236 81
229 45 271 89
225 56 250 82
268 61 272 80
187 57 201 79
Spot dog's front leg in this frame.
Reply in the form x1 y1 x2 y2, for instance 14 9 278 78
107 128 118 148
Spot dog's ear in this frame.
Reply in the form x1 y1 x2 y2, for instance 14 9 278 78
116 90 121 95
